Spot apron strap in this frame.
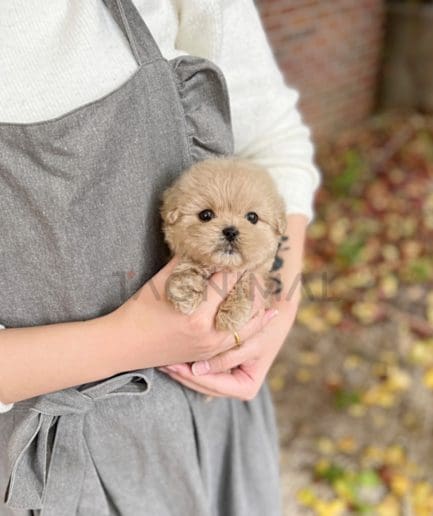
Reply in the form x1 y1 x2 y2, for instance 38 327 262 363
4 370 154 514
103 0 163 66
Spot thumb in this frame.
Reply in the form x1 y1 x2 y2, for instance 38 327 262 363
132 255 180 302
159 255 181 276
192 308 279 375
151 255 181 286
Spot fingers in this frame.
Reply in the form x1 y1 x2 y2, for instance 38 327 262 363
225 306 278 349
144 255 181 298
158 255 182 281
193 308 279 375
158 366 222 398
205 304 274 357
158 364 255 400
192 345 252 376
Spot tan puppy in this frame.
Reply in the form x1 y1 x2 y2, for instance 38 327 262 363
160 157 287 332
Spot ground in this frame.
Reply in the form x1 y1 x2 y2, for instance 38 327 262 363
269 112 433 516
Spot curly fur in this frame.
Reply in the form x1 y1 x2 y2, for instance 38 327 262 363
160 157 287 332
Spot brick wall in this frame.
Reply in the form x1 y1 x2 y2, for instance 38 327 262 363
255 0 386 142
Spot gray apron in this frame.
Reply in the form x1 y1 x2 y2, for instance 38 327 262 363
0 1 281 514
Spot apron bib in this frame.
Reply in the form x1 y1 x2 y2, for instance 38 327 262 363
0 1 281 514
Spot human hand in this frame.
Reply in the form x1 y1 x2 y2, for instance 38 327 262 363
110 255 278 372
157 213 307 400
158 282 301 401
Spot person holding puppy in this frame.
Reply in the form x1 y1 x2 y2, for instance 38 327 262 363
0 1 320 515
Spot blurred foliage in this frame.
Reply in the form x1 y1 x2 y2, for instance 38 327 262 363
285 112 433 515
301 112 433 334
297 441 433 515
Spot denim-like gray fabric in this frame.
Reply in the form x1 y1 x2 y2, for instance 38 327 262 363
0 0 282 514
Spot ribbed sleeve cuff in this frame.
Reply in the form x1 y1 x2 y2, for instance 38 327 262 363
0 324 14 413
0 402 13 413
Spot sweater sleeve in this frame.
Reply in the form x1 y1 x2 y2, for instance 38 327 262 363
0 325 14 413
175 0 321 222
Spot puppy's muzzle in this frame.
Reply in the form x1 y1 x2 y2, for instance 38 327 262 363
222 226 239 242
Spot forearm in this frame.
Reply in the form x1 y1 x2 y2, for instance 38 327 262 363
0 314 126 405
272 213 307 306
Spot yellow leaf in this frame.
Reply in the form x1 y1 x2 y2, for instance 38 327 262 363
316 438 335 456
269 375 285 392
336 436 358 454
390 473 411 497
377 494 400 516
410 340 433 366
308 221 327 239
411 482 433 514
362 385 395 408
296 487 317 507
334 479 354 503
384 445 406 466
297 305 329 333
313 498 346 516
329 218 350 244
324 306 343 326
362 446 384 467
314 458 331 474
404 461 422 477
386 366 411 391
306 278 326 299
346 269 375 288
297 351 321 366
343 354 362 370
412 481 432 502
423 368 433 389
351 302 380 325
296 368 313 383
379 274 399 298
347 404 367 418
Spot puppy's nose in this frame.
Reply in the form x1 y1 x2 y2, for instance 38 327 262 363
222 226 239 242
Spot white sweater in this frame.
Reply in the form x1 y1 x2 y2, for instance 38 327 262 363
0 0 321 411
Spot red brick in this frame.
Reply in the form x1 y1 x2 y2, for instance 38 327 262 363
256 0 385 142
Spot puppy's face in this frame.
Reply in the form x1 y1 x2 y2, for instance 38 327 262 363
161 158 287 271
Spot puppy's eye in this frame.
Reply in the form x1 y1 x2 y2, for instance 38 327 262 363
245 212 259 224
198 209 215 222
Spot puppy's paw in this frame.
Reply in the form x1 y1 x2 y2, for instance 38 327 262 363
215 298 252 332
166 272 206 315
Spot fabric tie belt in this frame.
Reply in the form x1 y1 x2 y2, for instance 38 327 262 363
4 369 154 515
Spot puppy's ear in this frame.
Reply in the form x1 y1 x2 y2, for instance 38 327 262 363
161 187 181 225
165 207 180 224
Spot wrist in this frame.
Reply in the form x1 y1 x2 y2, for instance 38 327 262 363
84 312 135 377
100 304 156 374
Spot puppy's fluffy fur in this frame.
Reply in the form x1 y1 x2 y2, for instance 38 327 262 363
160 157 287 332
